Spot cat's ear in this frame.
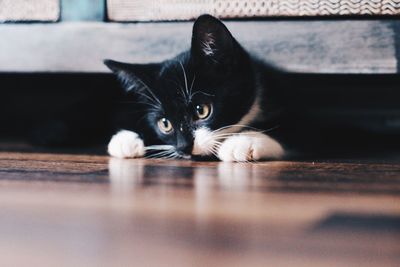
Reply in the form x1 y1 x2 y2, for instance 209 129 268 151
191 14 238 67
104 59 158 92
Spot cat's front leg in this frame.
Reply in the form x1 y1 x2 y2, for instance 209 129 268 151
217 131 284 162
108 130 145 158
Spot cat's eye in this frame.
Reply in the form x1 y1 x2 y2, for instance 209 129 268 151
195 104 212 120
157 118 173 134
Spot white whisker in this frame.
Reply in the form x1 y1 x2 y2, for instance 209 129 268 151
178 61 190 104
211 124 279 136
135 78 162 105
147 150 175 159
145 145 175 151
189 74 196 101
190 91 214 98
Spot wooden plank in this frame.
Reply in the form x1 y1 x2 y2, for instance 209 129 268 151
0 148 399 266
107 0 400 22
0 20 398 73
0 0 59 22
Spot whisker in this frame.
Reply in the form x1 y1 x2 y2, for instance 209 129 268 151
135 90 161 108
166 153 179 159
189 74 196 101
211 132 262 139
165 78 188 103
146 150 175 159
212 124 280 135
135 79 162 105
209 147 220 158
178 61 189 102
190 91 215 98
145 145 176 151
212 124 257 133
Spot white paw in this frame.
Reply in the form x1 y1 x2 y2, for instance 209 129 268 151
217 131 284 162
107 130 145 158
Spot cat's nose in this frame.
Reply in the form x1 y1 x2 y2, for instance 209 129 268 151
176 140 193 154
179 144 193 155
176 137 194 155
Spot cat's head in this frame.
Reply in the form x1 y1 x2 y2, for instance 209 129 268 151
104 15 259 158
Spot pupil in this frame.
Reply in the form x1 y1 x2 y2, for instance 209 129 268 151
197 105 204 114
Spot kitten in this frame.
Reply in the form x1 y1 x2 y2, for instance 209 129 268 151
104 14 285 162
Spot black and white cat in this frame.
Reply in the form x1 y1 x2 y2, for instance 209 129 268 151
105 14 286 162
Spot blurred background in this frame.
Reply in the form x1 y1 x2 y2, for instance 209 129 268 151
0 0 399 153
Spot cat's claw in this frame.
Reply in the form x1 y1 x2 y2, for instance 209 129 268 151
108 130 145 158
217 132 284 162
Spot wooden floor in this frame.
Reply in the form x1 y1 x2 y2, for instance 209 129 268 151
0 145 399 267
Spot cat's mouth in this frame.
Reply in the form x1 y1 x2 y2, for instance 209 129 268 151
179 151 213 161
180 153 192 160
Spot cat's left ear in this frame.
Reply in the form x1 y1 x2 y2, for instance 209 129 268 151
104 59 159 92
191 14 240 68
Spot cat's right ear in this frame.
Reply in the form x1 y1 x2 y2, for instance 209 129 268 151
191 14 238 68
104 59 158 92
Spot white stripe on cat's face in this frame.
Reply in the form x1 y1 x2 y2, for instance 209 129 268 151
192 127 218 156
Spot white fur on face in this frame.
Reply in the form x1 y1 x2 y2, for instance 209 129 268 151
192 127 219 156
108 130 145 158
217 131 284 162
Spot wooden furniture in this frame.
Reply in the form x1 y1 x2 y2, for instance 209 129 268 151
0 20 398 74
108 0 400 21
0 0 398 74
0 0 59 22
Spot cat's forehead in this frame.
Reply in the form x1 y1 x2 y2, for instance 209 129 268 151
159 59 191 79
152 81 192 112
151 54 218 113
154 61 195 101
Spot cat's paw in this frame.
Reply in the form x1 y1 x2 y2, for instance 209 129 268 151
108 130 145 158
217 131 284 162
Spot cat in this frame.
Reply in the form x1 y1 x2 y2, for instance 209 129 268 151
104 14 286 162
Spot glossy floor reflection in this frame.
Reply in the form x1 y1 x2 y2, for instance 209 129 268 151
0 151 399 266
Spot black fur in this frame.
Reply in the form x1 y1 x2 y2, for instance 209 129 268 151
105 15 285 157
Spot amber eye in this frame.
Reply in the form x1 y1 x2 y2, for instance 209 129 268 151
157 118 173 134
195 104 212 120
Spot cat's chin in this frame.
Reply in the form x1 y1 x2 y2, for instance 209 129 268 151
180 154 192 160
